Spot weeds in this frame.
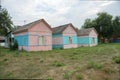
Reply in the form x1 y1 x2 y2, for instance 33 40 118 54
3 58 8 62
47 77 54 80
51 61 65 67
87 61 102 69
40 60 44 63
113 56 120 64
103 68 114 74
63 71 70 80
76 74 83 80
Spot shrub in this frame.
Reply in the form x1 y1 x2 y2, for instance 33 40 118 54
87 61 102 69
113 56 120 64
103 68 114 74
3 58 8 62
9 43 14 51
47 77 54 80
51 61 65 67
76 74 83 80
40 60 44 63
9 40 18 51
63 71 70 79
14 40 18 50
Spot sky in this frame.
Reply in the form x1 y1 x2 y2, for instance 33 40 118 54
1 0 120 29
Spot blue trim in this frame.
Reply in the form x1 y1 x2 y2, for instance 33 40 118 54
52 34 62 37
52 44 63 49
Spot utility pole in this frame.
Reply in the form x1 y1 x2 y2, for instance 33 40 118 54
24 20 26 25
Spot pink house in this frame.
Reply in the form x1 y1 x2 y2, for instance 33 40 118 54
13 19 52 51
52 23 78 49
77 28 98 47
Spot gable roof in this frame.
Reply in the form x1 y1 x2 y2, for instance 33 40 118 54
77 27 98 36
52 23 77 34
14 19 52 34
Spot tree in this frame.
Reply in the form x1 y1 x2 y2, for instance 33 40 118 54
82 12 113 40
95 12 113 39
112 16 120 36
82 18 93 29
0 7 13 36
82 18 97 29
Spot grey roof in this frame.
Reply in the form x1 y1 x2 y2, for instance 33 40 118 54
14 19 52 33
14 20 41 33
77 28 96 36
52 23 76 34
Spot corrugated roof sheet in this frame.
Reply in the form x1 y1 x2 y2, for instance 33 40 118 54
77 28 95 36
52 23 76 34
14 19 52 33
14 19 43 33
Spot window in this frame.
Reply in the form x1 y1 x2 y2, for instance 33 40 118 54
0 40 5 42
92 37 95 44
69 36 72 44
38 36 45 45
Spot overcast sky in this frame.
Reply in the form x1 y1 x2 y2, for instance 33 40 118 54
1 0 120 29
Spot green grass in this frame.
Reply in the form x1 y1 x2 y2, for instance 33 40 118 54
76 74 83 80
87 61 102 69
51 61 65 67
113 56 120 64
0 43 120 80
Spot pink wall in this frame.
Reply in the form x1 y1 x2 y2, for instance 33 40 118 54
28 21 52 51
52 37 63 44
63 25 78 48
29 21 52 33
29 35 52 46
64 44 78 49
89 30 97 37
16 20 52 51
63 25 77 36
29 46 51 51
19 46 29 51
29 35 38 45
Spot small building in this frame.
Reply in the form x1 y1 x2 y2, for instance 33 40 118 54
13 19 52 51
5 31 14 47
52 23 78 49
0 36 5 47
112 33 120 43
77 28 98 47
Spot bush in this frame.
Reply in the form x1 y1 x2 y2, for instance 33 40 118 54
14 40 18 50
51 61 65 67
63 71 70 79
113 57 120 64
103 68 114 74
76 74 83 80
47 77 54 80
87 61 102 69
9 40 18 51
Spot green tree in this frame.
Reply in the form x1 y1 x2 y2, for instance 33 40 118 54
0 7 13 36
82 18 93 29
112 16 120 35
82 18 97 29
95 12 113 39
82 12 113 40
